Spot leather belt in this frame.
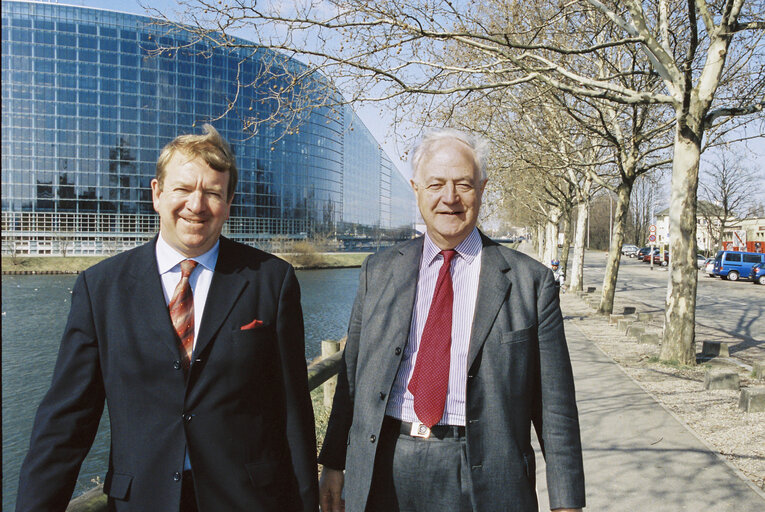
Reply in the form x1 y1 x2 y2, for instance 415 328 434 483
386 416 465 439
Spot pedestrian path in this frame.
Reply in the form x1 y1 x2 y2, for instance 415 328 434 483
533 316 765 511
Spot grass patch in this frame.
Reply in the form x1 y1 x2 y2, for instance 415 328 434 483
280 252 370 269
2 256 106 273
311 387 331 455
646 355 699 370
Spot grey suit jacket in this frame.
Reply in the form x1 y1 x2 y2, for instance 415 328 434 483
318 233 585 511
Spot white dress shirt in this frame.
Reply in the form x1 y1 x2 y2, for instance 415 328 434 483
386 228 483 426
155 235 219 350
155 234 220 471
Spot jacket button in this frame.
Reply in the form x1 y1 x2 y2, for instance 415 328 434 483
379 392 386 400
173 471 182 482
467 373 475 379
394 347 402 355
183 414 192 423
173 361 181 370
369 434 376 443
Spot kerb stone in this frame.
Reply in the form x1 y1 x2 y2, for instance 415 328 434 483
704 369 740 391
738 387 765 413
702 341 730 358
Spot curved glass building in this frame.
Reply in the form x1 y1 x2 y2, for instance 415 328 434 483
1 0 415 255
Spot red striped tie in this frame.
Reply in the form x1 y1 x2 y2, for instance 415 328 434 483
408 249 457 428
169 259 197 370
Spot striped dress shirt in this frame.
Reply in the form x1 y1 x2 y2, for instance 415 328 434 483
386 228 483 426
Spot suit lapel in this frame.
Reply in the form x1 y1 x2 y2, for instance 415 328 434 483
467 237 512 369
194 238 247 359
126 237 182 359
382 237 423 351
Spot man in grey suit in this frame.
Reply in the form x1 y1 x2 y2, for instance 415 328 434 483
317 128 585 512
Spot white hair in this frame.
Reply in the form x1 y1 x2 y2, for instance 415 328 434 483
410 128 489 182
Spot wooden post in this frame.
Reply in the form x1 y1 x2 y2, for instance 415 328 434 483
322 340 340 408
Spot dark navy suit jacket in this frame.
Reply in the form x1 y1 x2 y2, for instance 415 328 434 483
17 236 319 512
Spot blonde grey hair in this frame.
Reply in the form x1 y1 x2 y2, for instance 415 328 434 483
411 128 489 182
156 124 238 201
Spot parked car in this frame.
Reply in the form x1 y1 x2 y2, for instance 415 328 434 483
652 251 669 266
696 254 707 269
703 257 715 277
642 248 660 262
634 247 651 259
750 263 765 285
622 244 639 257
713 250 765 281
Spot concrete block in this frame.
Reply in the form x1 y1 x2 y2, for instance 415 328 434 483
627 323 646 338
702 341 730 358
586 286 596 293
638 312 657 322
640 333 661 345
738 387 765 413
617 318 634 331
752 362 764 380
622 306 637 315
609 314 624 325
704 369 740 391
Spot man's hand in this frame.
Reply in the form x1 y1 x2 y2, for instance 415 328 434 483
319 467 345 512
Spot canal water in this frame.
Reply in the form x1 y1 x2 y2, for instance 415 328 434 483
1 267 360 510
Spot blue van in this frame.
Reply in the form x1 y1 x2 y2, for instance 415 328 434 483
713 250 765 281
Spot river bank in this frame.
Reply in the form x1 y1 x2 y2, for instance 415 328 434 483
2 252 370 274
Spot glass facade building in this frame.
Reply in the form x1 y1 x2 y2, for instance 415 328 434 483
1 0 415 255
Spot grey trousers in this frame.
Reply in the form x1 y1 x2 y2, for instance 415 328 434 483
366 417 475 512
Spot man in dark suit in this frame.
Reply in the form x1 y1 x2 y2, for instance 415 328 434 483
318 128 585 512
16 125 319 512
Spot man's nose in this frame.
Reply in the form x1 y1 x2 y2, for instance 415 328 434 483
186 190 205 212
440 183 459 203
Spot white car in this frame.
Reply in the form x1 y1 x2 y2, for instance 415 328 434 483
696 254 707 269
622 244 639 257
703 257 715 276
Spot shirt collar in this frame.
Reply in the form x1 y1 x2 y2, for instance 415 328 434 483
423 227 481 267
155 234 220 275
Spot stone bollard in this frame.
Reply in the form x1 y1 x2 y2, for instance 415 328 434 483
627 323 645 338
609 314 624 325
617 318 634 332
640 333 661 345
586 286 597 293
702 341 730 358
704 369 740 391
738 387 765 413
322 340 341 408
637 312 656 322
622 306 636 315
753 362 764 380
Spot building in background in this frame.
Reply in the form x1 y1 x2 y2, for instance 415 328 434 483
2 0 415 256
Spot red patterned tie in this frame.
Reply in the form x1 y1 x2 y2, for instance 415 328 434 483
169 259 197 370
408 249 457 428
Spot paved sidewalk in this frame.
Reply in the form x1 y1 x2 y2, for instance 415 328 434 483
533 310 765 511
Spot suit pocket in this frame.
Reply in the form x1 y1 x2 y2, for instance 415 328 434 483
501 325 535 344
231 325 274 343
103 471 133 500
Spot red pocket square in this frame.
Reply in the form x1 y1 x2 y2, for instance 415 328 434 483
240 318 264 330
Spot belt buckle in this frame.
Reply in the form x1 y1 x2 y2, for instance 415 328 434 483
410 421 431 438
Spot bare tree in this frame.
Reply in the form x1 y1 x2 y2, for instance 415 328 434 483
152 0 765 364
698 150 756 251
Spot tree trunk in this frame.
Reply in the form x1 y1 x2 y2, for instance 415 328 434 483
536 223 545 261
570 201 588 292
543 208 561 266
660 125 701 365
599 183 633 314
559 208 573 282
